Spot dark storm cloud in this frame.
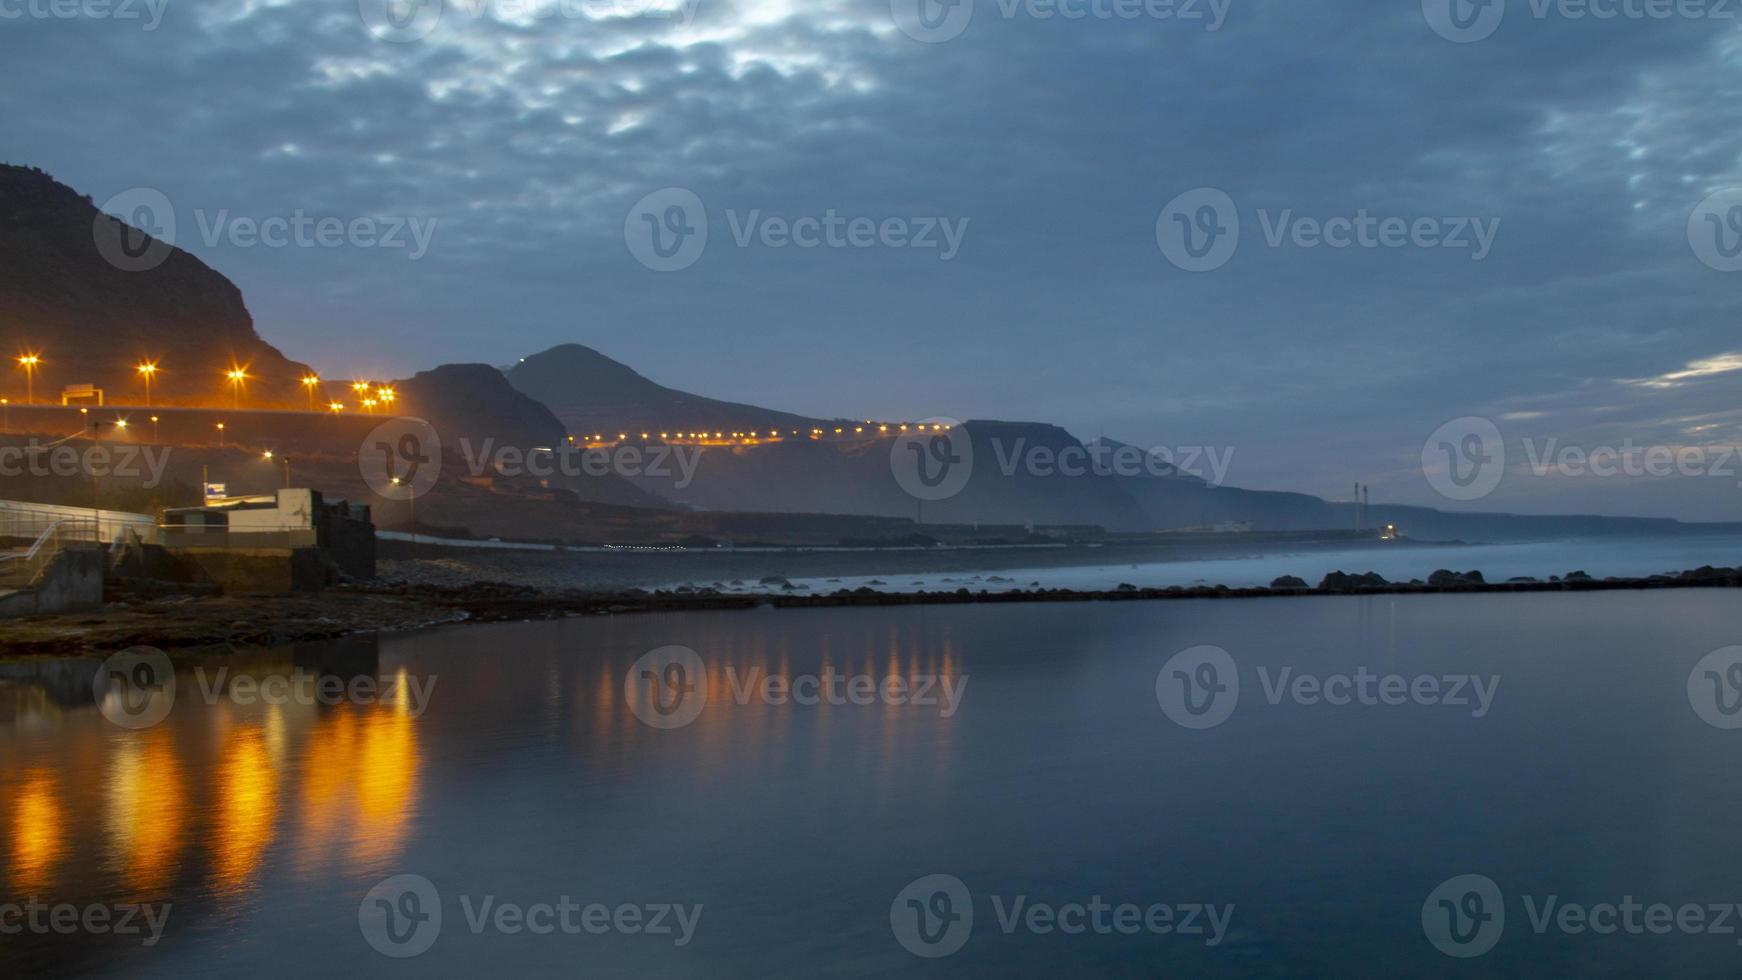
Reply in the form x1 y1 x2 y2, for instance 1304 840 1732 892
1 0 1738 517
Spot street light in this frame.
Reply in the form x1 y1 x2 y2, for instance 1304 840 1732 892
149 415 159 442
263 450 289 488
328 401 345 414
136 361 157 406
301 374 321 411
216 421 226 447
16 354 39 405
225 367 249 409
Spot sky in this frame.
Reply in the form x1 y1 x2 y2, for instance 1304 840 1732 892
2 0 1740 520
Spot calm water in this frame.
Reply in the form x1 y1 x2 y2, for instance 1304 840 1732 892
4 591 1742 977
779 533 1742 593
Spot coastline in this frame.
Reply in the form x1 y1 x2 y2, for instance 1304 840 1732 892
1 562 1736 658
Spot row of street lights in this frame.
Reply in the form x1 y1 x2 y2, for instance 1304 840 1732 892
12 352 397 414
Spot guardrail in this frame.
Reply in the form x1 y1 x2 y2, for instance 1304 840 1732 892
0 520 94 591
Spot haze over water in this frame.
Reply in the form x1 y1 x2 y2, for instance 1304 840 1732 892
6 591 1742 977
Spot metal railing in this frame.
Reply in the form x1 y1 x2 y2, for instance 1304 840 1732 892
0 520 93 591
0 500 151 547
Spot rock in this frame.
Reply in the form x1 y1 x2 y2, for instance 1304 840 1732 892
1428 569 1486 587
1566 570 1592 582
867 579 887 586
1270 575 1308 589
1507 576 1539 583
1116 583 1138 592
758 575 791 587
1320 570 1388 591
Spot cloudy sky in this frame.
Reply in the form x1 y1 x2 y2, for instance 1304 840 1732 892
4 0 1740 519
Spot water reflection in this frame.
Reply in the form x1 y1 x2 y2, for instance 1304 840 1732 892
103 731 186 894
10 768 63 893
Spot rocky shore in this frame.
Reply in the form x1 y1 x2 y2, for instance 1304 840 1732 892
2 563 1736 658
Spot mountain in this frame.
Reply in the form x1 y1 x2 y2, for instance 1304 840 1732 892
393 363 670 511
0 164 314 408
506 343 830 438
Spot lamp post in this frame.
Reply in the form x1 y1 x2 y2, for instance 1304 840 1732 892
263 450 289 489
136 362 157 407
16 354 39 405
216 421 225 447
226 368 248 410
149 415 159 443
301 374 321 412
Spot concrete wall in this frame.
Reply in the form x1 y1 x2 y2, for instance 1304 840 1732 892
166 546 328 593
0 544 104 617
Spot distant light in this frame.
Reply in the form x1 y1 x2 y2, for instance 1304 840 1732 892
114 419 127 429
262 450 274 460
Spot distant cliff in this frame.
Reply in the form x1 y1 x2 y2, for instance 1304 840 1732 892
507 343 829 437
0 164 312 407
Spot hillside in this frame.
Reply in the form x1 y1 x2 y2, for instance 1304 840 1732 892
0 164 314 408
507 343 830 437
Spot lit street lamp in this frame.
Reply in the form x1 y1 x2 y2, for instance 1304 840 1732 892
328 401 345 414
136 361 157 406
301 374 321 411
216 421 226 447
263 450 289 488
16 354 40 405
225 367 249 409
149 414 159 442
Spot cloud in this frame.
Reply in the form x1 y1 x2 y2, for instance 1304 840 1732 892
3 0 1741 519
1621 351 1742 389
